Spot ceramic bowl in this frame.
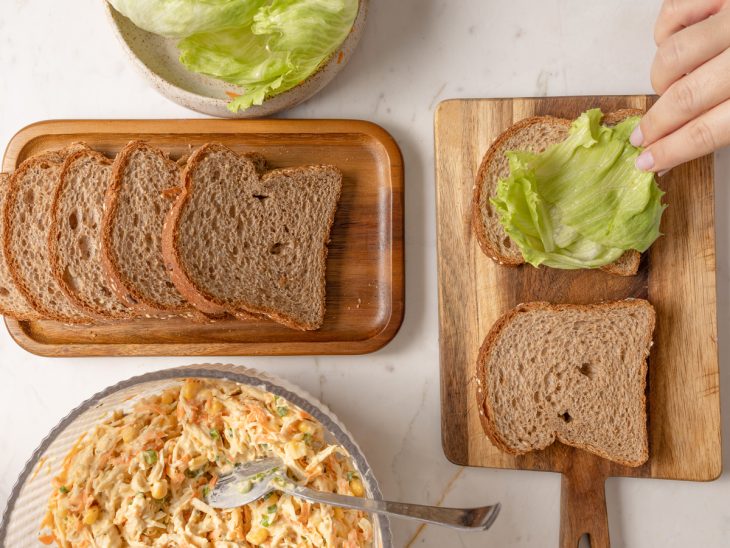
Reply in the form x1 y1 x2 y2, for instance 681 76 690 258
104 1 368 118
0 364 392 547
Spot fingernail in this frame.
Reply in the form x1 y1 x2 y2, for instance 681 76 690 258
630 125 644 147
635 150 655 171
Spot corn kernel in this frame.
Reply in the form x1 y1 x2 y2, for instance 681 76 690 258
246 528 269 545
112 410 124 421
334 507 344 520
198 388 212 401
349 478 365 497
189 455 208 471
82 506 100 525
266 493 279 505
121 426 138 443
182 379 201 400
298 421 315 435
151 480 168 500
160 391 175 405
285 441 307 460
207 398 223 415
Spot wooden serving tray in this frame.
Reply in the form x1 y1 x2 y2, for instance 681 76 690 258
2 119 404 356
435 96 720 547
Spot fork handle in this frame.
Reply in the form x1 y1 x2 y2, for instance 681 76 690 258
281 484 501 531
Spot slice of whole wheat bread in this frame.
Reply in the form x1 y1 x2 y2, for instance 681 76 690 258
101 141 195 317
472 109 643 276
3 145 91 323
162 143 342 330
476 299 655 467
49 149 130 319
0 173 41 320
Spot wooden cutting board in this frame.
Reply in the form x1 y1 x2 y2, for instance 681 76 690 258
2 119 404 356
435 96 720 547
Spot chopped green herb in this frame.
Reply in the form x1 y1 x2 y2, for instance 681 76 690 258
143 450 158 465
58 486 69 494
202 486 210 498
267 504 277 513
260 517 270 527
209 429 220 440
303 433 313 444
346 471 358 481
276 406 289 417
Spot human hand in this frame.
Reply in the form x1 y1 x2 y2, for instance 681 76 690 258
631 0 730 172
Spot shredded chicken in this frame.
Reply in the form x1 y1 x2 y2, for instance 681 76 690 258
41 379 373 547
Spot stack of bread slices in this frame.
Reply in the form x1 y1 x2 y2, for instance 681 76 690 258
0 142 342 330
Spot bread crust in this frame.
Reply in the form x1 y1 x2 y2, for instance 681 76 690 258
48 149 132 321
3 147 91 323
476 298 655 467
101 141 200 319
471 109 645 276
0 173 42 321
162 143 341 331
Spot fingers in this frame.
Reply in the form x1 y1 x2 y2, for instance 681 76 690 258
654 0 725 45
651 9 730 94
635 98 730 172
636 47 730 147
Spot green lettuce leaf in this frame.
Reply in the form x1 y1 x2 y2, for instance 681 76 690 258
491 109 666 269
177 0 358 112
108 0 260 38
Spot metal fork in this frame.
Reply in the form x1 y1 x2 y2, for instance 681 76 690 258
207 457 501 531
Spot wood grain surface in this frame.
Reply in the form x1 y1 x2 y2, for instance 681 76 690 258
435 96 720 547
2 119 404 356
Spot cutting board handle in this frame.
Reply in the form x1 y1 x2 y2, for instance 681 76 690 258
559 451 610 548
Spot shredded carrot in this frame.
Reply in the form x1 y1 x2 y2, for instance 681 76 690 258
225 91 240 99
337 51 345 64
135 403 166 415
37 534 56 545
298 501 311 524
56 433 87 483
32 456 49 481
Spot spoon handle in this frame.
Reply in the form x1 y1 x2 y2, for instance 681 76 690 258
281 484 501 531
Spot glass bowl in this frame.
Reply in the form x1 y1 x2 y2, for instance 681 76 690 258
0 364 392 547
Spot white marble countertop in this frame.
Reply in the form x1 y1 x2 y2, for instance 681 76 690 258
0 0 728 546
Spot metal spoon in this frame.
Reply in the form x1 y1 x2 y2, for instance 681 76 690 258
207 457 501 531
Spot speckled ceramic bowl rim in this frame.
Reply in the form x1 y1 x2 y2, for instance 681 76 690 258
0 364 392 547
103 0 369 118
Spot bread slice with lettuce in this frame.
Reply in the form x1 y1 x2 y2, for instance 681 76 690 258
472 109 665 276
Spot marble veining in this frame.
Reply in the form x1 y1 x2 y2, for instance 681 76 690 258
0 0 728 546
